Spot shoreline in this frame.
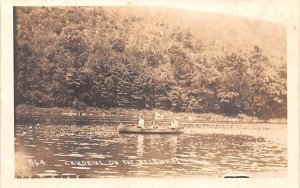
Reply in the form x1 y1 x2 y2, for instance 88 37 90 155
16 105 287 124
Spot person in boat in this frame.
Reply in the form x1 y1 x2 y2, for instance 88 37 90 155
169 118 179 129
137 113 145 129
151 120 159 129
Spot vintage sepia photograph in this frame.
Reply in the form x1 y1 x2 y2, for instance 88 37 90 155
12 6 289 179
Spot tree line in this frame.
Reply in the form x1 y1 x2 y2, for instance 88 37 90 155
14 7 287 119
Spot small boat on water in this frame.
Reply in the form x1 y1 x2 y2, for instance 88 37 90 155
117 124 184 134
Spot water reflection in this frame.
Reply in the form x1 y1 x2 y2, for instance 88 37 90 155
170 136 178 155
137 135 144 158
15 124 287 178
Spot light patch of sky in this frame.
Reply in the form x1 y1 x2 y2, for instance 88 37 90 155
9 0 298 26
133 0 295 25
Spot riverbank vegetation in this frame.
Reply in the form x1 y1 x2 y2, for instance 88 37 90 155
15 104 286 124
15 7 286 120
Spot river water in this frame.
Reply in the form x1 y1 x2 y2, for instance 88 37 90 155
15 124 287 178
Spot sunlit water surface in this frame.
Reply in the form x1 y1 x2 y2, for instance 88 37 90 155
15 124 287 178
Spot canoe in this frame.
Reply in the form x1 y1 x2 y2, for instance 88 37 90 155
117 124 184 134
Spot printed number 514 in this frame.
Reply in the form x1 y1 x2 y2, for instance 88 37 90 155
27 159 46 166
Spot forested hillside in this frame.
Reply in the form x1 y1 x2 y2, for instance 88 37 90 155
14 7 287 119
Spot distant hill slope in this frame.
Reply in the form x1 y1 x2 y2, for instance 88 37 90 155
14 7 286 119
106 7 286 66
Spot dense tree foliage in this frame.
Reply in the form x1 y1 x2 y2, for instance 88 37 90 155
14 7 287 119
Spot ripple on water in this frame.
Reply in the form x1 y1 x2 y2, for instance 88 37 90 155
78 143 89 146
88 154 112 159
64 141 75 143
176 154 191 158
85 152 98 155
62 173 76 176
76 146 91 150
44 170 57 173
127 156 138 159
53 153 85 158
21 155 34 158
45 141 56 144
66 153 85 157
71 167 91 170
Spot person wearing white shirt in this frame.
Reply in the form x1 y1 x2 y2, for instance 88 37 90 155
138 113 145 129
169 118 179 129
